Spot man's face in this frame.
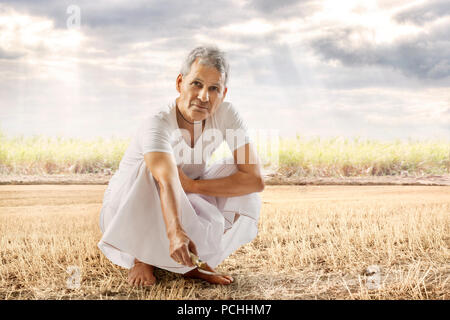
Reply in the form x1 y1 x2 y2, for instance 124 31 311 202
176 58 227 122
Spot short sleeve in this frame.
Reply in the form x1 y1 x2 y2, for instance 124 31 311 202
219 103 251 151
139 115 173 155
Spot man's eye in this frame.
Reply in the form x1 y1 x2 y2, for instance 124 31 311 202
193 81 202 87
210 87 218 91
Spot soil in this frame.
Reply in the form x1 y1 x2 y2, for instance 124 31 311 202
0 173 449 186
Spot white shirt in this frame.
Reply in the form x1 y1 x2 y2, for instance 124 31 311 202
113 100 251 182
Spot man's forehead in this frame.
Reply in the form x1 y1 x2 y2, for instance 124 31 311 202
187 61 225 85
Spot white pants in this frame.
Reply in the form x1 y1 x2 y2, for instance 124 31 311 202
97 159 261 274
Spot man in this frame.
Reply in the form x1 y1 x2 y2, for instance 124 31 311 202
98 46 264 286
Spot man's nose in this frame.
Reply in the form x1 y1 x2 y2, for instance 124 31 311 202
198 87 209 102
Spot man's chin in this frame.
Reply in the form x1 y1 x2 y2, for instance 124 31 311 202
190 109 209 120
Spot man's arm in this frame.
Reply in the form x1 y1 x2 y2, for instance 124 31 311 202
179 143 265 197
144 152 197 267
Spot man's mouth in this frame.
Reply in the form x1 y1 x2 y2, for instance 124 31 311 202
192 104 208 110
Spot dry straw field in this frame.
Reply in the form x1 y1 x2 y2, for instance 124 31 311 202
0 184 448 300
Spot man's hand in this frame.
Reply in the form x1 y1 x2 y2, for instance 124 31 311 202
168 228 198 267
178 167 196 193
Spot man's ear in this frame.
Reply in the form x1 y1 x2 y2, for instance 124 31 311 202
222 87 228 100
176 74 183 93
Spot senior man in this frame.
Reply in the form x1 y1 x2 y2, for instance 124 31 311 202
98 46 264 286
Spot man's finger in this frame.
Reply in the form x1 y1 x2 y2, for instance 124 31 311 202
189 241 198 256
180 246 193 266
171 252 182 264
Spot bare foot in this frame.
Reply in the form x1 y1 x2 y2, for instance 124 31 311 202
183 263 234 285
128 259 156 287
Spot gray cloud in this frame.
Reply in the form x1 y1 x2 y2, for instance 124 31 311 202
1 0 318 52
1 0 250 31
0 0 317 73
1 0 272 63
0 48 25 60
244 0 319 18
394 0 450 25
0 0 72 27
310 22 450 80
245 44 304 86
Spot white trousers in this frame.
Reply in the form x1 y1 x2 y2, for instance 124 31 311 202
97 159 261 274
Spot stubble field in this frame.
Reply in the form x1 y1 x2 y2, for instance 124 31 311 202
0 185 448 300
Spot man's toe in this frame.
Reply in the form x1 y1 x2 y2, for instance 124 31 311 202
144 280 154 286
210 275 230 285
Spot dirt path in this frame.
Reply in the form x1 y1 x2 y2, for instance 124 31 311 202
0 173 449 186
1 184 449 207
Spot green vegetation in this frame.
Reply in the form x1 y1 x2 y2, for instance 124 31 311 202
275 136 450 177
0 131 129 175
0 131 449 177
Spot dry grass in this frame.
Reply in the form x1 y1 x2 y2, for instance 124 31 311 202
0 185 449 300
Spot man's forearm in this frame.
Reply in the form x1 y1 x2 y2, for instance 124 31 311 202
191 171 264 197
158 179 183 236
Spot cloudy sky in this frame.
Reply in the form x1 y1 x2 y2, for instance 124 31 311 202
1 0 449 140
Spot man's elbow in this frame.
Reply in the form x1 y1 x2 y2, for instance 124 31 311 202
255 175 265 192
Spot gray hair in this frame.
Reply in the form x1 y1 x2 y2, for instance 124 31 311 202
180 46 229 87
